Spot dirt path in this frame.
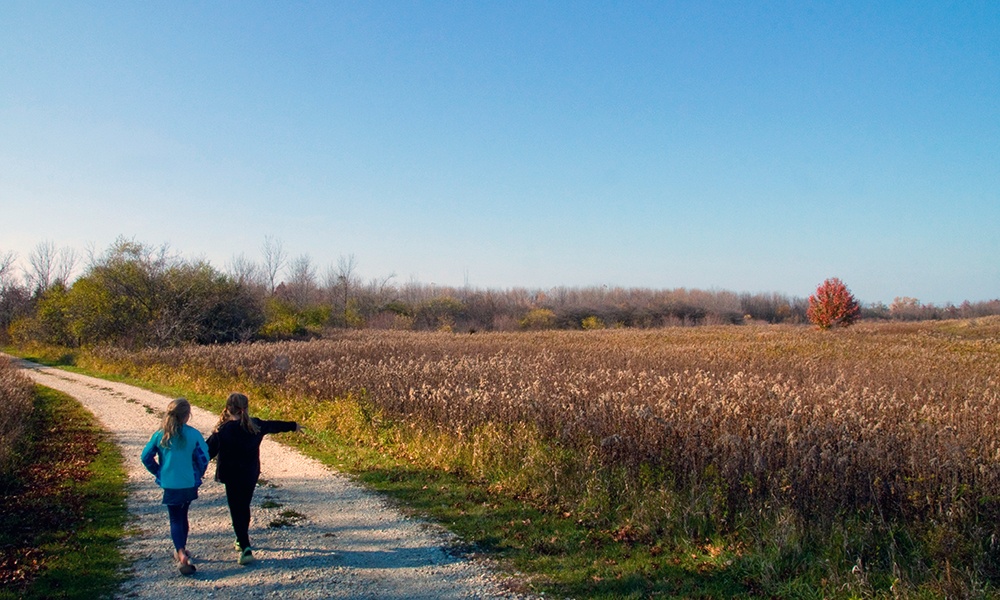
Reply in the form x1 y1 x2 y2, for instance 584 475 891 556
16 360 534 599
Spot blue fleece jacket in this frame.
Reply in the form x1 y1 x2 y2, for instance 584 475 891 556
141 424 209 489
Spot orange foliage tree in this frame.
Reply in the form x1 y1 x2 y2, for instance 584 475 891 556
807 277 860 330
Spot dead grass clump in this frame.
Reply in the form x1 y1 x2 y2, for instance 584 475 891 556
0 356 34 477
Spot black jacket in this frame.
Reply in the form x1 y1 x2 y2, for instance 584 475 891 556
207 417 297 485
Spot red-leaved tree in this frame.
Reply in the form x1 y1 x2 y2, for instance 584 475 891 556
807 277 861 330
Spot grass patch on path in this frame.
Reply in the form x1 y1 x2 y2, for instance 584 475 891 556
0 385 130 600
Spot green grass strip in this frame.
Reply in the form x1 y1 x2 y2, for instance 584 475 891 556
0 385 130 600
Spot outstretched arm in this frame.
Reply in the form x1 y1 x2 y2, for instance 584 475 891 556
260 419 300 435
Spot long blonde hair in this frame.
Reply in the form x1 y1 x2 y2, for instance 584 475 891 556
160 398 191 449
215 392 260 435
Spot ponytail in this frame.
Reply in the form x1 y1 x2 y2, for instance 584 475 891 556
160 398 191 449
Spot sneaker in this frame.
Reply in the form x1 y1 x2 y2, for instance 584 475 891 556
238 547 255 565
233 539 241 551
176 549 197 575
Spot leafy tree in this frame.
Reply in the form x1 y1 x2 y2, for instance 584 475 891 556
414 296 465 331
156 261 264 344
260 296 329 339
26 238 268 347
10 281 74 346
195 275 265 343
0 251 32 343
65 238 168 346
520 308 556 330
807 277 861 330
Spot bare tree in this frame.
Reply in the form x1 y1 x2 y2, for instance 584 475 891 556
26 241 57 293
261 235 286 294
25 241 78 292
366 272 397 305
336 254 358 284
226 252 261 287
284 254 318 309
54 246 78 285
321 254 367 326
0 250 17 290
336 254 359 315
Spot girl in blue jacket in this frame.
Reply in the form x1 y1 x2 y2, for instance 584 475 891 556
141 398 209 575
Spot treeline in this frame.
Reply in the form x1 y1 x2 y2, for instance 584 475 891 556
1 237 998 348
866 296 1000 321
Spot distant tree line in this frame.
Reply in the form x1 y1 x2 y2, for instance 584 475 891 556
864 296 1000 321
1 237 998 348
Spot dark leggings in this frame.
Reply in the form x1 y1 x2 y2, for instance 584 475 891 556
225 481 257 550
166 503 191 551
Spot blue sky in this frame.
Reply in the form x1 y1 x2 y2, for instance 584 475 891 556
2 1 997 305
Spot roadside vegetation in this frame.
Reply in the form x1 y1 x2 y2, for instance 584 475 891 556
16 318 1000 598
0 357 129 599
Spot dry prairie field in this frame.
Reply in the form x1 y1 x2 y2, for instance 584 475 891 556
80 318 1000 595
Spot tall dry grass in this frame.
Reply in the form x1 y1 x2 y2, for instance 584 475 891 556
0 355 34 477
87 318 1000 591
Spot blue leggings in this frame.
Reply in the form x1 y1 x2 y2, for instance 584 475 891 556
166 503 191 551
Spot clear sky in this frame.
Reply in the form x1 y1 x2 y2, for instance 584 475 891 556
2 1 998 305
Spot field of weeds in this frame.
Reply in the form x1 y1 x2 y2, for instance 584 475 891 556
83 318 1000 597
0 355 33 477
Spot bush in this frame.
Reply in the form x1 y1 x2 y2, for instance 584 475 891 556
807 278 860 330
413 296 464 331
0 356 34 478
9 238 267 348
260 298 330 339
520 308 556 330
8 283 75 347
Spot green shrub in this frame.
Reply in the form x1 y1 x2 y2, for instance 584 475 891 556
520 308 556 330
261 298 330 339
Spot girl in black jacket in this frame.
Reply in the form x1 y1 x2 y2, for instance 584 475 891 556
206 392 300 565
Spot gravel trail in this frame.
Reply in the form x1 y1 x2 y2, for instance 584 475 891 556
16 360 536 600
